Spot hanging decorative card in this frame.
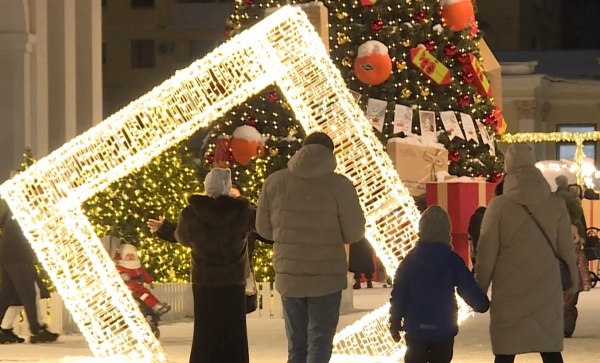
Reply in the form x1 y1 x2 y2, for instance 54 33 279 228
393 104 414 135
419 110 437 138
350 90 362 103
410 46 451 85
459 113 478 143
477 123 496 155
366 97 387 132
439 111 465 140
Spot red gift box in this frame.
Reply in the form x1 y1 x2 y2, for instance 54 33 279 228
582 199 600 229
426 181 497 265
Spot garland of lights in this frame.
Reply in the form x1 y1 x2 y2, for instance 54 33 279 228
502 132 600 189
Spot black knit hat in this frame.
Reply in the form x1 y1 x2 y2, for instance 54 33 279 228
303 132 334 151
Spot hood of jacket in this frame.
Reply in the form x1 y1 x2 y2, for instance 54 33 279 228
186 194 250 227
503 165 551 206
287 144 337 179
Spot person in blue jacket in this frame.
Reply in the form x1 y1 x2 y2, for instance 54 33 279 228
389 205 490 363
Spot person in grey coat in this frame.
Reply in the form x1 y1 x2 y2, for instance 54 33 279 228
256 132 366 363
475 144 579 363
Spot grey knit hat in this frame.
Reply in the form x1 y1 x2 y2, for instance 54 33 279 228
204 167 232 198
419 205 452 245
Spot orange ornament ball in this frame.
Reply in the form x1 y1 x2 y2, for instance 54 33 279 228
230 125 265 166
441 0 474 32
354 40 392 86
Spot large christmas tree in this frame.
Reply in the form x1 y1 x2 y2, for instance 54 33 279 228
217 0 503 180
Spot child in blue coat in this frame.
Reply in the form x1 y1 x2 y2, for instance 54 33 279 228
389 205 490 363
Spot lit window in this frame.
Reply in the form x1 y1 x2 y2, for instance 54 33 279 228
557 125 596 163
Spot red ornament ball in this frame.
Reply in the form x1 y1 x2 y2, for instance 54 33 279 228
456 52 469 64
489 172 503 183
223 27 233 38
246 117 258 127
458 94 470 107
444 43 457 57
227 153 235 163
423 39 436 51
413 10 426 22
242 0 253 4
463 71 474 83
206 153 215 164
267 90 279 103
371 19 384 31
483 113 497 126
449 151 460 163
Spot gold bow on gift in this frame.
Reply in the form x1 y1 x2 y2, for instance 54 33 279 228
423 150 446 180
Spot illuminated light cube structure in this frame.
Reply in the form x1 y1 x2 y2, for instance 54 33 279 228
0 6 432 361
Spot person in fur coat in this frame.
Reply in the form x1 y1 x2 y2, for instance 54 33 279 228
174 167 252 363
475 144 579 363
115 243 171 316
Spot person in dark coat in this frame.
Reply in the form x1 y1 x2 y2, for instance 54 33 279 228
1 273 51 343
349 238 375 289
0 198 58 344
175 167 252 363
389 205 490 363
468 206 486 271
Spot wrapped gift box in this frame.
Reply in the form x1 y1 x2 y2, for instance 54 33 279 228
582 199 600 229
387 138 448 197
426 181 497 265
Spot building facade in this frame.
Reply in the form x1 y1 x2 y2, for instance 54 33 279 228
101 0 234 116
499 53 600 165
0 0 102 181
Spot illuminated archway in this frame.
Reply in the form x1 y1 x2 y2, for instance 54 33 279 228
0 7 425 361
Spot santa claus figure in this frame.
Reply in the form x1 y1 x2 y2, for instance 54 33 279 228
115 244 171 316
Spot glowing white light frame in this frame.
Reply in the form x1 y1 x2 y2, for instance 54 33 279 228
0 7 425 360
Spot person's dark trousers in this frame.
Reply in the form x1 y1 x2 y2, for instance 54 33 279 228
282 291 342 363
404 334 454 363
564 291 580 336
0 264 41 333
353 272 373 281
494 353 564 363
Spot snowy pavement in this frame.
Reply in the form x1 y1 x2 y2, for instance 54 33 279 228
2 283 599 362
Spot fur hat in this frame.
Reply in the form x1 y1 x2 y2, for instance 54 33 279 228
504 144 536 172
204 167 232 198
303 132 334 151
555 175 569 189
419 205 452 244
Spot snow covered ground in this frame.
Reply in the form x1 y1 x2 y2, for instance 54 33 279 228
2 283 599 362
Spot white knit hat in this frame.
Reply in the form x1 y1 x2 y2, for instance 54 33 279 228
419 205 452 245
204 167 232 198
504 144 536 173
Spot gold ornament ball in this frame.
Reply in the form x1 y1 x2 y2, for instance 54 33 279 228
336 11 348 20
474 94 483 104
395 61 407 71
342 56 353 68
269 148 279 157
420 87 430 97
401 88 412 99
402 39 411 47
